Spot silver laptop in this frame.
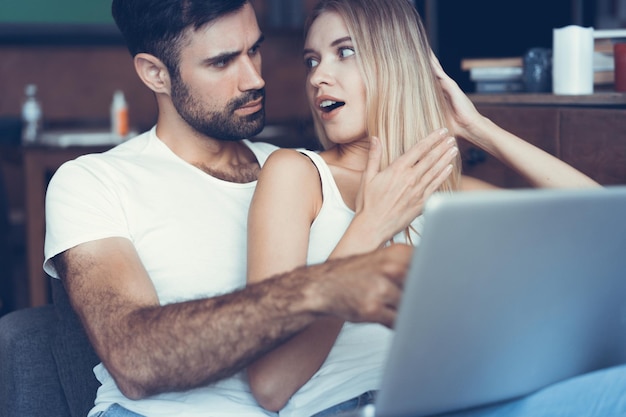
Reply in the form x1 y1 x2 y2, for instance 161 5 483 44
341 186 626 417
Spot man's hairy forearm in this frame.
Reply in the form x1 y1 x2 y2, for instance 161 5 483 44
55 252 318 399
55 245 408 399
113 277 316 398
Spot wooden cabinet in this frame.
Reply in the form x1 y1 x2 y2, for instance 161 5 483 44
560 108 626 185
459 93 626 188
1 144 112 307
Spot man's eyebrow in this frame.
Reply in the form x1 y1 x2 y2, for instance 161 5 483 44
204 50 239 66
303 36 352 56
203 33 265 65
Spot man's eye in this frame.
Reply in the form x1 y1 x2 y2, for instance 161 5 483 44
249 44 261 56
305 57 319 69
211 57 233 68
214 59 229 68
339 47 355 59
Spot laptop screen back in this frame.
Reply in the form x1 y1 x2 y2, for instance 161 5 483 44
376 187 626 417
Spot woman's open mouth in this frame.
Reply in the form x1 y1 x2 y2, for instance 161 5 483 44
320 99 345 113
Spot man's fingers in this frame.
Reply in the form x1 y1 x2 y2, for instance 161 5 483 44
356 245 412 327
377 307 397 329
377 244 412 285
358 279 401 328
374 245 412 328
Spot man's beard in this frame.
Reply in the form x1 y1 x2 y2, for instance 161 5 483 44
170 74 265 142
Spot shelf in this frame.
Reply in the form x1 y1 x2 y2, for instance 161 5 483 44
468 92 626 107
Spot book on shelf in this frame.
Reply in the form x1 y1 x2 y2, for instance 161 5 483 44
474 81 525 94
593 29 626 41
594 70 615 85
463 50 617 91
462 57 524 94
595 38 617 54
593 29 626 84
461 57 522 71
469 66 523 82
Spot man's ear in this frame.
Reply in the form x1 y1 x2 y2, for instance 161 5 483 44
134 53 171 94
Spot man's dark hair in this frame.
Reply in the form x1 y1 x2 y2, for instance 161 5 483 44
112 0 248 75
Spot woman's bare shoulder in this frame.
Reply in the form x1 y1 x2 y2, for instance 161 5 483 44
262 148 320 179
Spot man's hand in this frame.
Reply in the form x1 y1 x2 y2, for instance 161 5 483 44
303 244 413 328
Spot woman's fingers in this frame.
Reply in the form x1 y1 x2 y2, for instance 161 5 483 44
430 50 446 80
406 136 457 205
395 128 451 168
412 135 458 179
430 50 484 139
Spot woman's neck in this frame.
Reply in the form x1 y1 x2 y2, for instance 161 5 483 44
320 139 371 172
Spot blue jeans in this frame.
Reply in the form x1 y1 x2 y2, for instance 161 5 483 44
310 391 377 417
88 365 626 417
437 364 626 417
92 403 146 417
93 396 376 417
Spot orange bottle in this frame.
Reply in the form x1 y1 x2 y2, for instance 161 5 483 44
111 90 129 138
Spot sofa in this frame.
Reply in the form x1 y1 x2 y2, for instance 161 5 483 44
0 277 101 417
0 167 15 316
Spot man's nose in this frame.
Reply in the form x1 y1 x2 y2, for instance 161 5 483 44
240 56 265 91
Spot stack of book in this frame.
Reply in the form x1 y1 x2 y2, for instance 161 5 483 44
461 57 524 94
593 29 626 90
462 30 626 94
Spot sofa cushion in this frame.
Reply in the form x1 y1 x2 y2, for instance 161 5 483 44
0 305 71 417
51 277 101 417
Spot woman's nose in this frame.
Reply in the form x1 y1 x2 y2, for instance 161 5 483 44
309 60 334 88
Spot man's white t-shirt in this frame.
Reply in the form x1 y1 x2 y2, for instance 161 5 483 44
44 127 279 417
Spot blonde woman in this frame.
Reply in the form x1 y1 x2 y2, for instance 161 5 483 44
247 1 598 416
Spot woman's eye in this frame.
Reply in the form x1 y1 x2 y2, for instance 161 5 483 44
339 47 355 58
305 57 319 69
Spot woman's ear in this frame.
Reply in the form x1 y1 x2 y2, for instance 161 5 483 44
134 53 170 94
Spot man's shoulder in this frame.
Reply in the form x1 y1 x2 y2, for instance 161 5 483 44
50 130 153 187
245 139 280 153
243 139 280 166
64 130 151 166
99 129 153 158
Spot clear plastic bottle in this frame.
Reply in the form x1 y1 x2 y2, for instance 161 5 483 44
21 84 43 144
110 90 129 138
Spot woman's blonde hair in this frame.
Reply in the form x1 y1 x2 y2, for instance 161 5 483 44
306 0 461 193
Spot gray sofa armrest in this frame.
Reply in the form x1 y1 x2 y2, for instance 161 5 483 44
0 305 71 417
51 277 101 417
0 278 101 417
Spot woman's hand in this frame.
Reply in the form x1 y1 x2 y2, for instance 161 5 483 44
347 130 458 248
430 51 488 145
431 52 599 190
